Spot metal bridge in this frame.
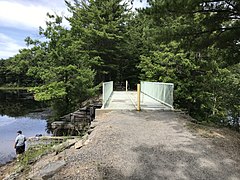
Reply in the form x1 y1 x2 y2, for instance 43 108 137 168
96 81 174 116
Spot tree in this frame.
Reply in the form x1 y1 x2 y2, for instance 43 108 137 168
0 60 6 86
5 49 34 87
144 0 240 66
67 0 131 83
28 13 96 116
137 0 240 128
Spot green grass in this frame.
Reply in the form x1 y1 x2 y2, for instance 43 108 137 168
17 140 62 172
17 136 74 172
19 144 53 168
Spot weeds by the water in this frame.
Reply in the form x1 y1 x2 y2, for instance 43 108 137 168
17 139 63 173
5 134 86 178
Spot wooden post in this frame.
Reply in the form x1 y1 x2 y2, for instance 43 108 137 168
137 84 141 111
126 80 128 92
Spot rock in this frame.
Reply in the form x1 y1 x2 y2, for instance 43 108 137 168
87 128 94 135
75 133 90 149
53 139 78 154
66 139 78 146
83 139 90 146
35 134 43 137
31 160 66 179
82 134 88 141
90 122 98 129
75 140 83 149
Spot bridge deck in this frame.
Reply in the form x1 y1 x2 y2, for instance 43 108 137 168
105 91 135 110
104 91 171 110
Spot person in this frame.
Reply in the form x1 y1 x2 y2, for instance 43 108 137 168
14 130 27 156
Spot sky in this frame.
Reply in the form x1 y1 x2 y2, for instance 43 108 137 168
0 0 147 59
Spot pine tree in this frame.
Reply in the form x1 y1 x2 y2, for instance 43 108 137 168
67 0 131 83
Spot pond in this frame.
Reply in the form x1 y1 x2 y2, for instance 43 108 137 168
0 90 51 165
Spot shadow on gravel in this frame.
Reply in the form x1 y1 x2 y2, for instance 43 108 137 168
97 165 127 180
131 144 240 179
98 143 240 180
96 111 239 179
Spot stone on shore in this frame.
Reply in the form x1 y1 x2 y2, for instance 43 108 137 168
74 139 83 149
30 160 66 179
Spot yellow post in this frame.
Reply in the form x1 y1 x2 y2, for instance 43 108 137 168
126 80 128 92
137 84 141 111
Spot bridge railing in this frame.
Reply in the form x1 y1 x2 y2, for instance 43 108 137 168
102 81 113 108
140 81 174 109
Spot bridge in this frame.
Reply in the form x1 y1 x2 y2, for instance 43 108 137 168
96 81 174 116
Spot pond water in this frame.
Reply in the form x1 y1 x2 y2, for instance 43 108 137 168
0 90 51 165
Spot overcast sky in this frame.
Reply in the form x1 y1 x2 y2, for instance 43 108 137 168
0 0 146 59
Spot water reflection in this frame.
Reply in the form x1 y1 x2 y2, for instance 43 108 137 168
0 90 51 165
0 89 46 117
0 116 49 165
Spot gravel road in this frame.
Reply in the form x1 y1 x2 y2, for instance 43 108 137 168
51 110 240 180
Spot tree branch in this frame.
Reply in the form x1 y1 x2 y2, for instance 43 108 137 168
189 26 240 37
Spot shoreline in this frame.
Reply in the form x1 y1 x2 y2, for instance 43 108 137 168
0 158 16 167
0 135 62 166
0 116 50 166
0 135 87 179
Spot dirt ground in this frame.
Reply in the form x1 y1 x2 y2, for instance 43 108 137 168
1 110 240 179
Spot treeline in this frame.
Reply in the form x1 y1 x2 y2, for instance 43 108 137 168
0 0 239 129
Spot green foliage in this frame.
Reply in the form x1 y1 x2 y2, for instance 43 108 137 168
18 139 64 171
1 0 239 129
19 144 53 168
145 0 240 65
67 0 132 83
137 0 240 129
138 40 239 127
0 49 36 87
0 89 46 117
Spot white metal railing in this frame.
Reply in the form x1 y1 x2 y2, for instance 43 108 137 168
140 81 174 109
102 81 113 108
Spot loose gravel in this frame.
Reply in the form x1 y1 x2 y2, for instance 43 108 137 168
49 110 240 180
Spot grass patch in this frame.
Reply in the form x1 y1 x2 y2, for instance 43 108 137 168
7 135 84 178
17 139 63 173
185 122 226 138
19 144 53 170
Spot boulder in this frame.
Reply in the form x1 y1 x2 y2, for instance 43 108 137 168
31 160 66 179
74 139 83 149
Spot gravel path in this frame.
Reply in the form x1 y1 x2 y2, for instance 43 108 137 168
51 110 240 180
